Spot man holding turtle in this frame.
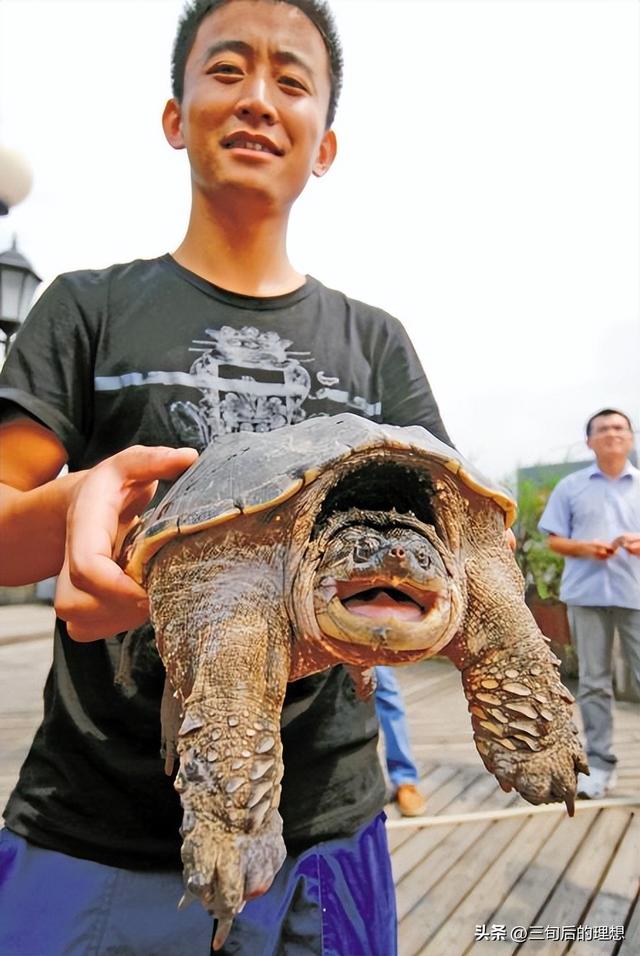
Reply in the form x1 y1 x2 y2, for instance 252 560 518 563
0 2 451 952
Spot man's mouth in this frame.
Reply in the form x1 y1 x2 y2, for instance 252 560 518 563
221 134 283 156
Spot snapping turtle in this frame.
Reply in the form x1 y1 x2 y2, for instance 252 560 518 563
122 413 586 948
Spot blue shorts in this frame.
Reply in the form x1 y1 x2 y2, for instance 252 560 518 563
0 814 396 955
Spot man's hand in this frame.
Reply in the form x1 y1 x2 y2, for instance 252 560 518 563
612 532 640 556
55 445 198 641
547 534 617 561
577 540 617 560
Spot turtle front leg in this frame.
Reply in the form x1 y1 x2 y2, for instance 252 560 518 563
175 690 287 949
147 532 291 949
443 516 587 811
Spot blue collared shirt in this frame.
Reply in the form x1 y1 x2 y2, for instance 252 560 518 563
538 460 640 609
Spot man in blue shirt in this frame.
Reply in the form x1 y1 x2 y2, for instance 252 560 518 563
538 408 640 799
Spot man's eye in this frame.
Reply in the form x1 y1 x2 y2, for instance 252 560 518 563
278 75 307 92
209 63 243 78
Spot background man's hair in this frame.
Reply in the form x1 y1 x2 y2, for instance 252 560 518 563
171 0 343 128
586 408 633 436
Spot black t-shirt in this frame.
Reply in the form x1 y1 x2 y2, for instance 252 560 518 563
0 255 450 869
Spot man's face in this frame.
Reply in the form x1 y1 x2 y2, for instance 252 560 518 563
587 412 634 459
164 0 336 209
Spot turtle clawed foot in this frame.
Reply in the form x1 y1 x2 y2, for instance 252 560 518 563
181 810 286 944
483 735 586 814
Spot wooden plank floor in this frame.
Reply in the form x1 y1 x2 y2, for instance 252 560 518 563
386 660 640 956
1 633 638 955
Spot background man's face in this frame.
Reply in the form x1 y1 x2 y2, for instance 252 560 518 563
587 413 634 459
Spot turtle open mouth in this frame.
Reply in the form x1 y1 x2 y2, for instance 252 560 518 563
335 580 440 621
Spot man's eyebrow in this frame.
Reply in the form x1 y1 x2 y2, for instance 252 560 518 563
201 40 253 65
272 50 314 79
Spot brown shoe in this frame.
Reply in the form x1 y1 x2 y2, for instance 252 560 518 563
395 784 427 817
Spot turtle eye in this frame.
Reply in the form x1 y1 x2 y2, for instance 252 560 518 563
353 537 379 563
416 549 429 565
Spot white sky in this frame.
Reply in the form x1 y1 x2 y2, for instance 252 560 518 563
1 0 638 486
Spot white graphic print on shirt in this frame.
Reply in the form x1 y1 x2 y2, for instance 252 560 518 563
95 324 381 449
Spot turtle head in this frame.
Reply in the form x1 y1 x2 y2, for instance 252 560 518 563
302 508 465 663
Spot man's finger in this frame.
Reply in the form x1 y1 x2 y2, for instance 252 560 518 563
109 445 198 482
64 607 150 642
55 570 150 641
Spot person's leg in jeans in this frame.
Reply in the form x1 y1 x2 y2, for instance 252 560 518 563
374 666 425 816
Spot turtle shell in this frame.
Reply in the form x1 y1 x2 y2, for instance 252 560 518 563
124 413 515 584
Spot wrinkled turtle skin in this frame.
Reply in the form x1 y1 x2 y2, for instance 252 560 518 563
121 413 586 948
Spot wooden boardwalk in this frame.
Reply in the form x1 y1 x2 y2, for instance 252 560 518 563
1 622 638 956
385 660 640 956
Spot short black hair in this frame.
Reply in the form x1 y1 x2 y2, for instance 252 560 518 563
171 0 343 128
586 408 633 436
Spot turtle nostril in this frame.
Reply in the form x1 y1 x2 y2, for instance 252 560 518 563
390 546 405 559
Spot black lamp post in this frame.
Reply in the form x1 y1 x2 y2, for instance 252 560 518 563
0 146 40 361
0 239 41 361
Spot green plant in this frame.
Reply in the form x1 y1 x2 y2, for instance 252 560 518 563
514 478 564 600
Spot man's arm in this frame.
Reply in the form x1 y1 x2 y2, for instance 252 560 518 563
0 417 197 641
0 418 78 584
546 533 617 561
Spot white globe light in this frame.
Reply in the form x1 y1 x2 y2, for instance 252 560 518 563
0 146 33 213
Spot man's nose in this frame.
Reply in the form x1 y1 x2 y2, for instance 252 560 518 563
234 77 277 124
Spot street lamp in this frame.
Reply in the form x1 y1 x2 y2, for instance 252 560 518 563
0 239 41 359
0 146 39 360
0 146 33 216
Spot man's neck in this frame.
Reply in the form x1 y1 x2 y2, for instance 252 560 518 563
596 454 628 478
172 191 305 298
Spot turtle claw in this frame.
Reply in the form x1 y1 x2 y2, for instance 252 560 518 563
212 918 233 951
178 889 196 911
564 792 575 817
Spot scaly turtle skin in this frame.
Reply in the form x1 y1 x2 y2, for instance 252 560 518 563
122 413 586 948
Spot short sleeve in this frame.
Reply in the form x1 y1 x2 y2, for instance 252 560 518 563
377 318 452 445
538 481 572 537
0 275 96 465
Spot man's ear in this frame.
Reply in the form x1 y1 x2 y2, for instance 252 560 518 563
162 98 186 150
312 129 337 178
